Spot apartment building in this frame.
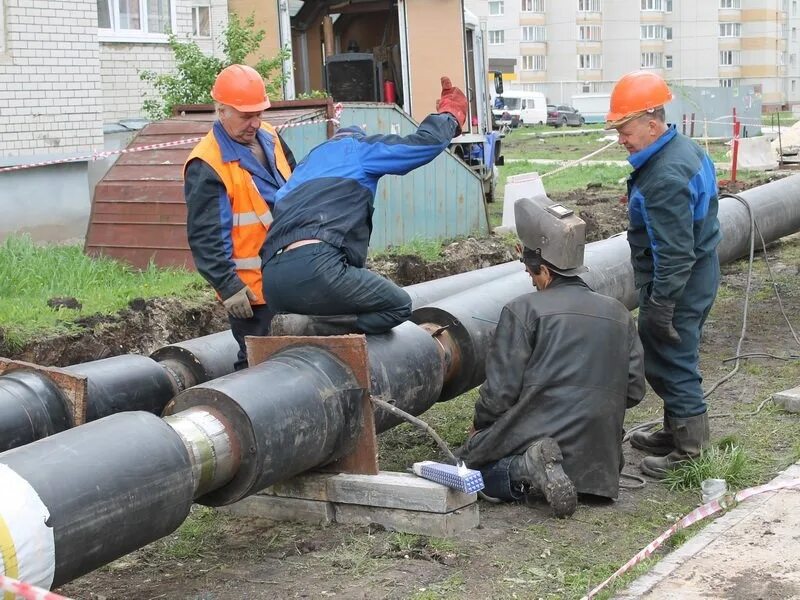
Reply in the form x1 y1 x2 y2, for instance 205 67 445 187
466 0 799 109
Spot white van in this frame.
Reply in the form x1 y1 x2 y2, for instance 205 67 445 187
492 91 548 127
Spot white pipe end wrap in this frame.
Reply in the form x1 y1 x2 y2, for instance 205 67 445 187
0 464 55 591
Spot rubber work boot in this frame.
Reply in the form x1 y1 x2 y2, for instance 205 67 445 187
270 313 361 336
630 413 674 456
510 438 577 518
640 412 710 479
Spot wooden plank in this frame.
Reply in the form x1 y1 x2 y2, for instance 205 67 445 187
218 495 334 524
334 503 479 537
327 471 476 513
87 222 188 247
116 148 192 166
85 246 195 270
0 359 88 425
93 181 184 204
246 335 378 476
102 164 184 182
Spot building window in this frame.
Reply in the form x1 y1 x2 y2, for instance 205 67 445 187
664 54 673 68
489 1 505 16
794 0 797 16
719 78 734 87
521 26 547 42
577 54 602 69
665 0 673 11
719 50 740 65
792 79 796 92
577 0 601 11
793 27 797 42
578 25 602 41
521 0 545 13
97 0 174 35
641 52 663 68
791 53 797 66
719 23 741 37
665 26 673 40
719 0 741 7
641 0 663 11
489 30 505 45
640 25 665 39
522 54 546 70
192 5 210 37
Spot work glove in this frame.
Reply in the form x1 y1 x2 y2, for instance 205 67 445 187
222 286 256 319
639 296 682 344
436 76 468 135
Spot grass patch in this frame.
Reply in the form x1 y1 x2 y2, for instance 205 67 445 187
370 238 445 262
0 234 204 349
157 506 221 560
663 441 757 492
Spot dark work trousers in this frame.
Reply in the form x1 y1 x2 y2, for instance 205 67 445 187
637 253 720 419
228 303 275 371
477 456 524 502
262 242 412 334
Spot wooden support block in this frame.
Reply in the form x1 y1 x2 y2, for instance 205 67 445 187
334 503 480 537
0 357 88 425
327 471 476 513
219 494 334 525
245 334 378 475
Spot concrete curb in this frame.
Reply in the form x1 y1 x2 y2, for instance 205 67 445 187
614 462 800 598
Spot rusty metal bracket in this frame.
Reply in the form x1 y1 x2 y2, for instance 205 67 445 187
245 335 378 476
0 357 88 425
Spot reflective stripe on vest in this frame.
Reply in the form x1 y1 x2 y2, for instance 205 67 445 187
232 210 274 227
232 257 262 270
185 122 292 306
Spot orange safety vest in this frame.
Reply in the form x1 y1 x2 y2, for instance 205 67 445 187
185 123 292 304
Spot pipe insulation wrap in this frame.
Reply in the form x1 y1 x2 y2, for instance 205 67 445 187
0 464 55 590
0 412 194 588
0 372 71 453
166 345 364 506
150 330 240 392
63 355 175 421
367 321 445 432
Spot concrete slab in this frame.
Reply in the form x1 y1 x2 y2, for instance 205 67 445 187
773 386 800 413
616 464 800 600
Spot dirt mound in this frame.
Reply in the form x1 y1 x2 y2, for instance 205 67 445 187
368 236 516 286
3 296 228 367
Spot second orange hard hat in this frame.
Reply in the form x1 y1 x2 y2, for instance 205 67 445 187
211 64 271 112
606 71 672 126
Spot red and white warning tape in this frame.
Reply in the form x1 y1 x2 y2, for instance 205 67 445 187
582 478 800 599
0 103 344 175
0 574 72 600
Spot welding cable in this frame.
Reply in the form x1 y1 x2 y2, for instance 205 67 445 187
370 396 504 503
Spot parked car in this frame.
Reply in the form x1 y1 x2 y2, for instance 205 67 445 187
547 104 585 127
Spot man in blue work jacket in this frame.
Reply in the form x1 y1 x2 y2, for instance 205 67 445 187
263 77 468 336
606 71 722 478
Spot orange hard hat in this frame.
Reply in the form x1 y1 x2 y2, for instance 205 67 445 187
606 71 672 126
211 64 271 112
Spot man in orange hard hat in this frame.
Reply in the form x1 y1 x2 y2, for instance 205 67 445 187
606 71 721 478
184 64 296 370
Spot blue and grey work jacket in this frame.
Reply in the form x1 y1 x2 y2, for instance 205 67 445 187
264 113 458 268
626 125 722 303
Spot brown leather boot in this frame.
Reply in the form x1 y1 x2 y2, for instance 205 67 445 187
640 412 710 479
270 314 360 336
510 438 577 518
630 413 674 456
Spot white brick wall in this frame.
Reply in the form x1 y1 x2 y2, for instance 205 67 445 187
100 0 228 122
0 0 104 158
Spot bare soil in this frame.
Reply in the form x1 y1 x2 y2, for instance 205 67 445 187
7 175 799 599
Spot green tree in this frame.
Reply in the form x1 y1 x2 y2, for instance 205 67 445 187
140 13 291 120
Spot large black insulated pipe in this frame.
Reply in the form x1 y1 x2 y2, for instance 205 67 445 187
165 345 365 505
0 412 195 588
0 370 71 452
64 354 176 421
2 176 800 591
149 330 239 392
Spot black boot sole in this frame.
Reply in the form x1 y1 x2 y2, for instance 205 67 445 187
531 438 577 518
